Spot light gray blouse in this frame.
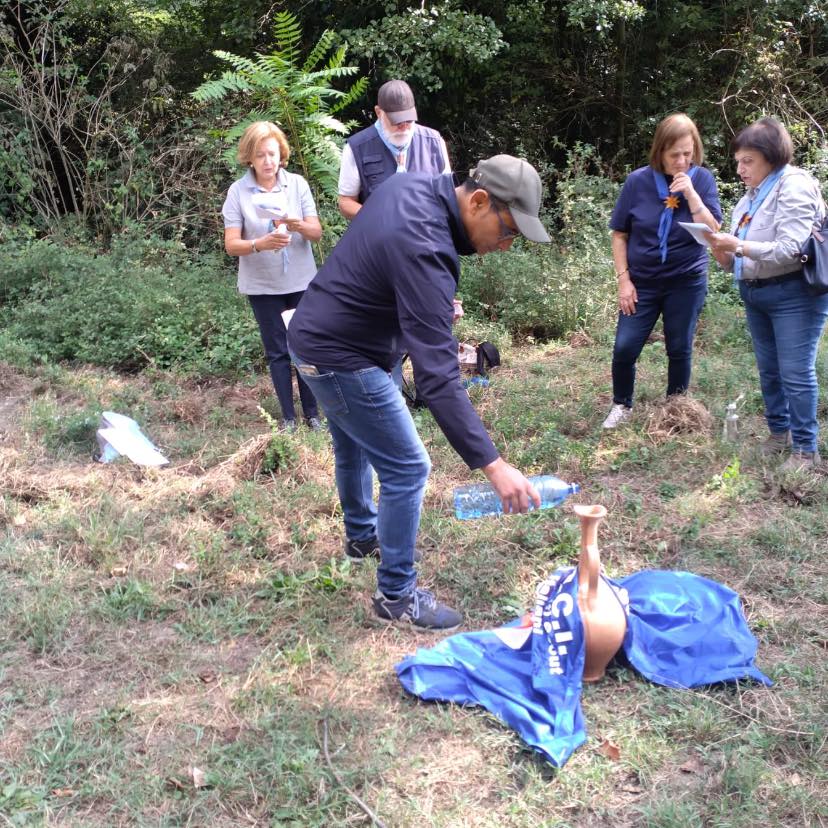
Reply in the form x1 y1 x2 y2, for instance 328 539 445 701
728 165 825 280
222 168 319 295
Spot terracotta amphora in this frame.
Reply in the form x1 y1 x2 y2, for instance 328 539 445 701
573 504 627 682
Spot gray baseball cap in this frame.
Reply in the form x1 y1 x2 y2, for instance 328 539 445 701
377 80 418 124
469 155 551 243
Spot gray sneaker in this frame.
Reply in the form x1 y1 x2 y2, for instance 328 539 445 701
344 536 421 563
760 431 792 456
372 588 462 631
780 449 821 473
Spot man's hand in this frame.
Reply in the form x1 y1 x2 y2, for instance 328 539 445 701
481 457 541 514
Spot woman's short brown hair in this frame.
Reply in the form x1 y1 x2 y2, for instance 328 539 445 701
648 113 704 172
730 117 793 169
237 121 291 167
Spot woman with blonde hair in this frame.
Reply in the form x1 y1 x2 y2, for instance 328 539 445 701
602 113 722 429
222 121 323 430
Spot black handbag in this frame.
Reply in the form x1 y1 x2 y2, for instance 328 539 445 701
800 216 828 296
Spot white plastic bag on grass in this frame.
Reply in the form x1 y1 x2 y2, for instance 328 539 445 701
96 411 168 466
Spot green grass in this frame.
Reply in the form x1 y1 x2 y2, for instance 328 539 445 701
1 294 827 825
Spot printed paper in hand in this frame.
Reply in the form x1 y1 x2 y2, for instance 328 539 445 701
251 190 288 224
678 222 713 248
253 205 287 222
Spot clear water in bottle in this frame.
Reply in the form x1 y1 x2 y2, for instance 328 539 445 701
454 474 580 520
723 402 739 442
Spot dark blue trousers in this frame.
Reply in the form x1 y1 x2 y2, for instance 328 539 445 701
248 292 318 422
611 274 707 408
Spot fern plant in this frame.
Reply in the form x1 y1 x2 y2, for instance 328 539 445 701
192 12 366 204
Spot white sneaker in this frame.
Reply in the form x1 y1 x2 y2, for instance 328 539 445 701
602 403 632 429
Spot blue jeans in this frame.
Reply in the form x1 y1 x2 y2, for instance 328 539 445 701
291 355 430 599
739 277 828 453
611 274 707 408
248 293 318 422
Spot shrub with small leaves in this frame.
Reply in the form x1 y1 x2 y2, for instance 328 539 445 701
258 406 297 474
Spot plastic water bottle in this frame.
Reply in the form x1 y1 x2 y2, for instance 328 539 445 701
723 402 739 442
454 474 580 520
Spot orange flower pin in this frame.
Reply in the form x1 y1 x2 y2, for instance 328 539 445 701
664 195 680 210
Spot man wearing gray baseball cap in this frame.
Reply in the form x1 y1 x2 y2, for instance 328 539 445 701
468 155 551 243
338 79 451 220
289 155 551 631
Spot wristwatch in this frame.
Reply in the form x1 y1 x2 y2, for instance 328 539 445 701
734 243 744 258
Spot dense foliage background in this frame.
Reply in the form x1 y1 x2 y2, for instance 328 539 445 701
1 0 827 370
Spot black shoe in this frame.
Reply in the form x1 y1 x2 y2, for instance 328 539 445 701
372 588 462 631
281 419 297 432
306 416 323 431
344 536 380 561
344 536 421 563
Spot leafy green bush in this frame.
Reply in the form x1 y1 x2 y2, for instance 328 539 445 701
0 228 262 375
258 407 298 474
459 144 618 341
460 240 615 341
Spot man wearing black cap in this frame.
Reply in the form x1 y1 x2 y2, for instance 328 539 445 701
337 79 451 220
289 155 551 631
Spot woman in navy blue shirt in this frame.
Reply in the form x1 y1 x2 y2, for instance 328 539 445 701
602 113 722 429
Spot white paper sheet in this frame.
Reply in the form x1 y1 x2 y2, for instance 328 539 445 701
678 221 713 248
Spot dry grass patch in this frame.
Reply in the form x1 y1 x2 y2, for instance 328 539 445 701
643 394 714 441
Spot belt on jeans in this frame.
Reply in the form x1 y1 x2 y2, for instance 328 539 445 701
740 271 802 288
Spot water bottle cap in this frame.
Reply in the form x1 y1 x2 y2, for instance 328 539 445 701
571 483 581 494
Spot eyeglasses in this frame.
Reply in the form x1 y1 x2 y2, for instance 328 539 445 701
490 206 520 242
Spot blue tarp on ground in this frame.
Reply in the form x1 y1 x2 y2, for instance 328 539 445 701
396 568 771 767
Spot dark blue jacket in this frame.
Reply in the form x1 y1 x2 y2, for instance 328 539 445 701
609 165 722 280
288 173 499 469
349 124 446 204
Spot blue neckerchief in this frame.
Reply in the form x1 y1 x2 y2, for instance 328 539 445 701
653 166 699 263
374 120 414 173
733 165 787 279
